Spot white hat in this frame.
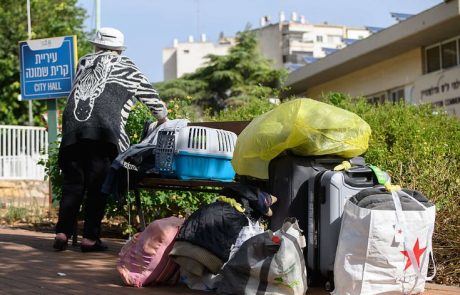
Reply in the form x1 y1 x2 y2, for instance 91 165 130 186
90 27 126 51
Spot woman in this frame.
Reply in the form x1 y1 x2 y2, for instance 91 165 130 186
54 27 168 252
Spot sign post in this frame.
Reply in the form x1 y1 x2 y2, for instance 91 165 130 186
19 35 77 207
19 35 77 145
19 36 77 99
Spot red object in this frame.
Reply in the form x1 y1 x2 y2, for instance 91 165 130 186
400 238 427 271
271 235 281 244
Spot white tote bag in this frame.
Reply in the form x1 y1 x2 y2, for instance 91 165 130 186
333 189 436 295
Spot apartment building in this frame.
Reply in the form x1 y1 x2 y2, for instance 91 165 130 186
162 12 372 80
285 0 460 117
255 12 371 71
163 34 235 81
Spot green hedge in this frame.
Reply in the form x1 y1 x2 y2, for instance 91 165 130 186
324 93 460 207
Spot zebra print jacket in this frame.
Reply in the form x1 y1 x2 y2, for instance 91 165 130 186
60 50 165 155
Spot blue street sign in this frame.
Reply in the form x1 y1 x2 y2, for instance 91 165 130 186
19 35 77 100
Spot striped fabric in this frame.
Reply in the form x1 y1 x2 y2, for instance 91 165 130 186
61 50 166 153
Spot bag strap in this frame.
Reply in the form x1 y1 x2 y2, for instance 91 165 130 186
395 190 436 279
390 190 436 293
278 220 308 292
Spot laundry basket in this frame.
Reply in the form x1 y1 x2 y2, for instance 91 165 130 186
155 126 237 181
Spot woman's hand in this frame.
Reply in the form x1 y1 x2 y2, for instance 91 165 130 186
151 101 168 121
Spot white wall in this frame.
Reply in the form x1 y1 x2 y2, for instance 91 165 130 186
162 48 177 81
307 49 423 99
162 42 232 80
413 66 460 116
256 24 284 68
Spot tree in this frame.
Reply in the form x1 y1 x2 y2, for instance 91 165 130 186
0 0 91 125
154 30 287 112
154 77 207 102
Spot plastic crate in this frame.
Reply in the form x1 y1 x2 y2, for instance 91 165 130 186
175 151 235 181
175 127 237 180
154 126 237 180
154 129 177 176
176 126 237 157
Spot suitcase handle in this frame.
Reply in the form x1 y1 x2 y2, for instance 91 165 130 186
343 167 377 187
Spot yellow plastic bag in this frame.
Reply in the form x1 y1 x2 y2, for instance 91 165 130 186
232 98 371 179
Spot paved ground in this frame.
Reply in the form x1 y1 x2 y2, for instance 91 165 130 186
0 226 459 295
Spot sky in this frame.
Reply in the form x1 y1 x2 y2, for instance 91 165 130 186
76 0 443 83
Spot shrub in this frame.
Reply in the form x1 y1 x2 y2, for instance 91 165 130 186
126 96 196 144
4 206 28 224
206 96 276 121
38 138 61 203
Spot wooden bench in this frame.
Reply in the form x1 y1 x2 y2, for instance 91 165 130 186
134 120 252 229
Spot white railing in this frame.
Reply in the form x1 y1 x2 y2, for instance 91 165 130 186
0 125 48 180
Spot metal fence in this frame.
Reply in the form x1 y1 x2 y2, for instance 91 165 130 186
0 125 48 180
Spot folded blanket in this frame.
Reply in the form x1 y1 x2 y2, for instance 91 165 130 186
349 187 434 210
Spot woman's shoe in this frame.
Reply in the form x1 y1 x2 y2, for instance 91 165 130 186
80 239 108 252
53 237 68 251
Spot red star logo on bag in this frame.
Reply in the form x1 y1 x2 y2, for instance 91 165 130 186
400 238 427 271
272 235 281 244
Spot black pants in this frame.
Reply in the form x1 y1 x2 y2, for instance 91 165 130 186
55 140 116 240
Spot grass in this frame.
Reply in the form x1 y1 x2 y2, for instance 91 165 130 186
0 198 50 225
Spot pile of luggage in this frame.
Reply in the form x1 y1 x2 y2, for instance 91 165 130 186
116 184 308 295
115 157 436 294
115 98 436 294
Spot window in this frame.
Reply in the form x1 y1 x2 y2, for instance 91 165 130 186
284 55 298 63
367 89 405 104
183 49 190 54
426 46 440 73
390 88 404 103
425 36 460 73
441 40 458 69
316 35 323 42
367 92 387 104
289 32 304 42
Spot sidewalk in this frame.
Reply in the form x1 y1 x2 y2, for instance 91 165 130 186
0 226 459 295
